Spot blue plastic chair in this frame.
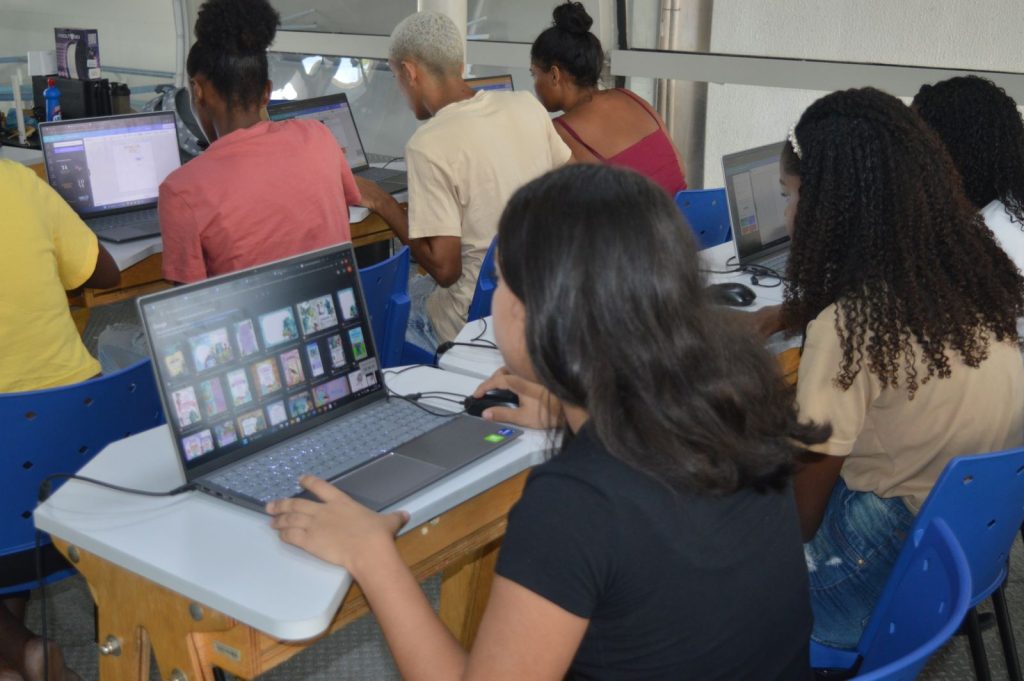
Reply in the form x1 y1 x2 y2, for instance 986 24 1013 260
674 188 731 250
467 237 498 323
0 359 165 594
853 520 971 680
813 446 1024 681
358 246 411 369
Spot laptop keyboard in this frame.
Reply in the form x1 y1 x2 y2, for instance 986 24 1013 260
87 209 159 234
359 167 406 184
207 398 453 504
756 250 789 276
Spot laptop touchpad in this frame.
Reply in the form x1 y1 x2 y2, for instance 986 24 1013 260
331 453 446 511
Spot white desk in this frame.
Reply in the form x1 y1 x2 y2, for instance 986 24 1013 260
439 241 795 381
34 366 547 643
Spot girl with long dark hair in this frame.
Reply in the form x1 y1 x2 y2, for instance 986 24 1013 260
269 164 824 680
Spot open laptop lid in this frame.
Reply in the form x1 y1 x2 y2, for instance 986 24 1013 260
39 111 181 219
466 74 515 92
137 244 385 482
721 141 790 264
266 93 371 172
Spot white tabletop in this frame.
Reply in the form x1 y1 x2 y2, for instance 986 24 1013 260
34 366 548 641
438 241 795 381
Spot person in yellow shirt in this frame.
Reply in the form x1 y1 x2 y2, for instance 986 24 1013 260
0 158 119 681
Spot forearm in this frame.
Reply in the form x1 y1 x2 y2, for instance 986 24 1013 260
370 194 412 244
353 540 468 681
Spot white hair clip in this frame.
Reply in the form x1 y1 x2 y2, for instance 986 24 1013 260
787 124 803 160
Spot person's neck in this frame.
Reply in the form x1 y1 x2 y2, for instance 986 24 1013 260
561 85 599 114
425 77 475 117
563 403 589 434
212 108 264 141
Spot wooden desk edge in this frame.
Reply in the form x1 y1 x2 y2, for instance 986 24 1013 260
53 469 528 681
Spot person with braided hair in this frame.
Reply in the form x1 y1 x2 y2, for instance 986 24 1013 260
158 0 362 284
780 87 1024 648
913 75 1024 272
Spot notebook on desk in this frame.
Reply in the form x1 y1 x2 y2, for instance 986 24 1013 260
39 111 181 243
722 141 791 274
137 243 521 514
267 93 408 194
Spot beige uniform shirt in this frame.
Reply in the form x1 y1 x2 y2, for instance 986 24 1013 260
406 90 571 343
796 303 1024 511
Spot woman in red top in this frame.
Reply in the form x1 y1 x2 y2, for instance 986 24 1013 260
529 2 687 195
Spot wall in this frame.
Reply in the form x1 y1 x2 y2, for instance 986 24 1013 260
701 0 1024 188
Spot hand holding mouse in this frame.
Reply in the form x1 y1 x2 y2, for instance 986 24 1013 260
471 367 562 430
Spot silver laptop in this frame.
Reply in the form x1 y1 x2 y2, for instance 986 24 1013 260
137 244 521 513
267 93 408 194
722 141 790 274
39 111 181 243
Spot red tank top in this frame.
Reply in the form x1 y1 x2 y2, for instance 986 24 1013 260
554 89 687 196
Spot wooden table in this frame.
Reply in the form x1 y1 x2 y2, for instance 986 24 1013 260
35 368 542 681
52 472 524 681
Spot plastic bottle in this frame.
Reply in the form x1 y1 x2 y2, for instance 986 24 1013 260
43 77 62 121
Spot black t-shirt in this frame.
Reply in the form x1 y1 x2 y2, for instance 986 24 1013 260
495 425 812 681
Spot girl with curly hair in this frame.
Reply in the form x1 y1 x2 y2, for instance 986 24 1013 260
782 87 1024 648
913 75 1024 271
158 0 362 284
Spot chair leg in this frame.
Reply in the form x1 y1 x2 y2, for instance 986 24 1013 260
993 585 1024 681
966 607 994 681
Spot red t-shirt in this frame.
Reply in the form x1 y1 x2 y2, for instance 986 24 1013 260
159 119 361 283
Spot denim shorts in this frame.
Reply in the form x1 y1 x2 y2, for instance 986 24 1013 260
805 477 914 649
405 274 441 353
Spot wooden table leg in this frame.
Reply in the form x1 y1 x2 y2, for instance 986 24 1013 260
52 539 238 681
439 539 501 648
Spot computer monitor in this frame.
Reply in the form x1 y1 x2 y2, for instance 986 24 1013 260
266 93 370 171
721 141 790 264
38 111 181 218
466 74 515 93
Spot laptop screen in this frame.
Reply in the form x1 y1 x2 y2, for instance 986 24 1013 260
39 112 181 217
722 141 790 262
466 74 514 92
266 93 369 171
138 245 383 476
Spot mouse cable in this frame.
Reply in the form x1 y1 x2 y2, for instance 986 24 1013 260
382 369 470 416
702 257 785 289
33 475 195 681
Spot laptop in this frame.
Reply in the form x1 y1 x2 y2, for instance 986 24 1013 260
266 93 407 194
466 74 515 92
722 141 790 274
137 243 521 513
39 111 181 243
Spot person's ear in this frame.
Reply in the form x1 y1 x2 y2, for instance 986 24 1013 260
400 59 418 86
190 78 206 107
260 80 272 107
549 64 562 87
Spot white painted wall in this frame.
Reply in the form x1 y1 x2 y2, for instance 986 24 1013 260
702 0 1024 188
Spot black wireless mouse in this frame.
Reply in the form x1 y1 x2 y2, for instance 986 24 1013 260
463 389 520 417
706 282 757 307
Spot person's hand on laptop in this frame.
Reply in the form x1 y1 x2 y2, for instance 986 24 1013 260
267 476 409 574
354 176 390 214
473 367 562 430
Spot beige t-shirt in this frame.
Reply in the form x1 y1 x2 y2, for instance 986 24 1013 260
796 303 1024 511
407 90 571 343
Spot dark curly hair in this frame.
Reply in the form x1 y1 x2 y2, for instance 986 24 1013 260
187 0 280 107
498 164 830 494
781 87 1024 397
530 2 603 88
913 75 1024 225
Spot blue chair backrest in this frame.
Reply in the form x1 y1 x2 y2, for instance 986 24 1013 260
902 446 1024 605
467 237 498 322
855 519 971 680
358 246 411 369
0 359 165 592
674 188 731 250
